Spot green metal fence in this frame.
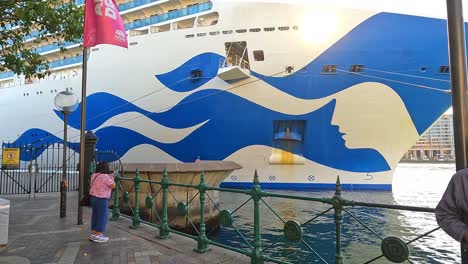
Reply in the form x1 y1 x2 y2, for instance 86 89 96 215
108 168 440 264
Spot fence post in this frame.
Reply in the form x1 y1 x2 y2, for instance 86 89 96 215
79 131 98 225
251 170 264 264
159 169 170 238
131 169 141 229
332 176 344 264
82 131 98 201
194 171 210 253
111 171 120 221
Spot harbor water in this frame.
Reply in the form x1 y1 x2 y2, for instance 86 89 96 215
211 163 458 263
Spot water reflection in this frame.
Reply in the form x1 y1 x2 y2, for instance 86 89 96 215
210 163 459 263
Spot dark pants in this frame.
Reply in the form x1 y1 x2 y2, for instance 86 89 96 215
463 246 468 264
90 196 109 233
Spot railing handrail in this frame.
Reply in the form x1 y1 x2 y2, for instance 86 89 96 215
110 169 442 264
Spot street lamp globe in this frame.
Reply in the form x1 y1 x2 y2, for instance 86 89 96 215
54 91 78 114
54 90 78 218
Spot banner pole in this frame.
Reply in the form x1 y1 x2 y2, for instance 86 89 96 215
77 46 88 225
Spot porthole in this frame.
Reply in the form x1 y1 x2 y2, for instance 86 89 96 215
185 34 195 38
278 26 290 31
253 50 264 61
249 28 261 32
222 30 233 34
420 67 427 72
438 65 450 74
264 27 275 32
350 65 364 73
236 29 247 33
209 31 220 36
197 32 207 37
293 26 299 30
321 65 337 74
129 42 138 46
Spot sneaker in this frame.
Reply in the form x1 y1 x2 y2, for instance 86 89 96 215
92 234 109 243
88 234 97 241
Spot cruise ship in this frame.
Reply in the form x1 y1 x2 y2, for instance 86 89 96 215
0 0 453 190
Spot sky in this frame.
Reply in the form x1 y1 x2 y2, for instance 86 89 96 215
235 0 468 19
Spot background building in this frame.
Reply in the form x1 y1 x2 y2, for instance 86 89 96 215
402 114 455 161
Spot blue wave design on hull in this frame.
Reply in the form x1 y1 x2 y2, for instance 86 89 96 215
94 90 389 172
252 12 452 134
20 12 455 174
4 128 79 160
155 52 222 92
55 92 154 130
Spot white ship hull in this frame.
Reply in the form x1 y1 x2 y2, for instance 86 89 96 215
0 1 453 190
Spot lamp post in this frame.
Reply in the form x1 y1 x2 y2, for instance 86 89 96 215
54 91 78 218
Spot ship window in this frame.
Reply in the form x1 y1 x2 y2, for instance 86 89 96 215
438 65 450 74
197 12 219 27
129 42 138 46
321 65 337 74
222 30 233 34
173 17 195 30
420 66 427 72
278 26 290 31
197 32 207 37
264 27 275 32
293 26 299 30
191 69 202 81
249 28 261 32
236 29 247 33
91 48 99 52
350 65 364 73
209 31 220 36
185 34 195 38
151 24 171 33
253 50 264 61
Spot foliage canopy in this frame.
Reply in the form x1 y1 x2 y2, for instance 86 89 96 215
0 1 84 78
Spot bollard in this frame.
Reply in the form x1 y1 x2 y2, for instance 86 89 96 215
251 170 264 264
332 176 344 264
111 171 120 221
130 169 141 229
159 169 170 238
194 171 210 253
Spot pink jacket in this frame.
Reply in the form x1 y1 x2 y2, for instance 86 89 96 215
89 173 115 199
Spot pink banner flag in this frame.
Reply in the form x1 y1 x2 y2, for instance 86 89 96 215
83 0 128 48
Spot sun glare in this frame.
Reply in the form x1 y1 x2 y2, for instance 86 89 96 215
302 9 338 44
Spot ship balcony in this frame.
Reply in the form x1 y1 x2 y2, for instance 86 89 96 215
125 2 213 31
217 56 251 82
0 55 82 82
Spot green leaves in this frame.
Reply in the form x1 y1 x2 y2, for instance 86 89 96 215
0 0 84 78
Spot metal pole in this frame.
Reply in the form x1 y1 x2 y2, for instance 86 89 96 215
77 47 88 225
446 0 468 171
60 113 68 218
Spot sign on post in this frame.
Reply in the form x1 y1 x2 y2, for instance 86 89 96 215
2 148 20 170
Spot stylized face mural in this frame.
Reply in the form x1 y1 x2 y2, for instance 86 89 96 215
330 82 419 166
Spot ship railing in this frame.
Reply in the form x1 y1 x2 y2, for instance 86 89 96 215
110 169 443 264
219 56 250 70
125 1 213 31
